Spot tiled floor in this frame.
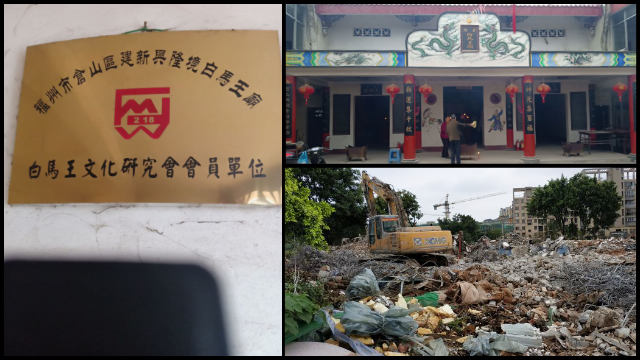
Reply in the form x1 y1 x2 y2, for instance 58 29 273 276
323 146 635 164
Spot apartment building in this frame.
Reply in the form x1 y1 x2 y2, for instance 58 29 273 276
581 168 636 237
512 168 636 238
512 187 548 238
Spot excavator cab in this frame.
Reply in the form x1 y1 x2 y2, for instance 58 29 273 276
368 215 400 245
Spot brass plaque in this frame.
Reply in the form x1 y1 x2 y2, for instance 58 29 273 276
9 30 281 205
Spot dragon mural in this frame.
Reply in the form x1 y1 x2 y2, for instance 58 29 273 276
481 22 528 60
407 13 529 67
410 22 459 58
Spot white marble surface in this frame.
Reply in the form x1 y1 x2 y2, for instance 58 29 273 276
4 4 282 356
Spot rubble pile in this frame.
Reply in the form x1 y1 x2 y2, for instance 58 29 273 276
286 235 637 356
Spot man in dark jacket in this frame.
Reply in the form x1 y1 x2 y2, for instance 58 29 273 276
446 114 461 164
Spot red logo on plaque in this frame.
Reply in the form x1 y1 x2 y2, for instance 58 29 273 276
114 87 170 139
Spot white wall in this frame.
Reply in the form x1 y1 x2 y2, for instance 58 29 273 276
320 14 601 52
324 15 437 50
519 16 596 52
3 4 282 356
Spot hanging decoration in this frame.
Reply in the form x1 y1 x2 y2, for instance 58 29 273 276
298 84 315 105
385 83 400 104
418 83 433 99
612 82 628 102
505 83 518 101
536 82 551 103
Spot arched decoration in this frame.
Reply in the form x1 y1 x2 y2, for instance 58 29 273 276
407 12 530 67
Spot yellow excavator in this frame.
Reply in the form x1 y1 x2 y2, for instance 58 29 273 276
361 171 458 266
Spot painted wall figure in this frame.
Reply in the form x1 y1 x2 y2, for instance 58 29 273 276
422 107 442 133
487 108 504 132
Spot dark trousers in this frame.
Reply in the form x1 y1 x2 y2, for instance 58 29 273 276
441 137 449 157
449 140 461 164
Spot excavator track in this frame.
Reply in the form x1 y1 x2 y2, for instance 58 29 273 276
361 253 453 267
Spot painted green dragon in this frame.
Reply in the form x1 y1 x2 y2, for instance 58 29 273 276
330 53 370 66
410 22 458 57
509 36 527 59
481 23 509 59
481 23 527 60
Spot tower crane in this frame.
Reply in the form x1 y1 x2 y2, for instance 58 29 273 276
433 192 506 220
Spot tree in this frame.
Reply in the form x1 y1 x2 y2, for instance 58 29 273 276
529 173 622 238
285 168 334 250
438 214 480 243
567 173 598 237
290 168 367 245
527 176 570 236
374 189 423 226
588 180 622 236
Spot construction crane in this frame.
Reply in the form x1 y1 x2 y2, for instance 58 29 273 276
433 192 506 220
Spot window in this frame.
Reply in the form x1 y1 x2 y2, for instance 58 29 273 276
382 219 399 233
613 5 636 51
286 4 305 50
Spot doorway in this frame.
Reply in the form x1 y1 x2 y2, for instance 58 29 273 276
443 86 484 146
355 96 390 148
534 94 566 145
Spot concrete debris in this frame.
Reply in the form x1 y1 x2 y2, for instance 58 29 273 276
288 235 636 356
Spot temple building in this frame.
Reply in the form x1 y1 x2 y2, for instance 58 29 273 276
285 4 636 162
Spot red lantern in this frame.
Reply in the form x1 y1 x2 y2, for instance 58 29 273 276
505 83 518 101
418 84 433 98
385 84 400 104
298 84 315 105
536 83 551 103
613 82 628 102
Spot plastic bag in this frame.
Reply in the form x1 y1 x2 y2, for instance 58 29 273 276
426 338 449 356
463 332 494 356
382 306 418 338
346 268 380 300
413 292 439 307
341 301 384 335
463 331 529 356
341 301 418 339
322 309 382 356
491 335 528 353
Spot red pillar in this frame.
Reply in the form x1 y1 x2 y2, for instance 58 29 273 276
522 76 535 157
629 74 636 155
285 76 296 143
403 74 416 160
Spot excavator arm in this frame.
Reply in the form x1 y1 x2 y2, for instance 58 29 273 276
361 171 410 227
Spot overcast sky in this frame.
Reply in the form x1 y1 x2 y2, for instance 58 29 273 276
357 168 589 223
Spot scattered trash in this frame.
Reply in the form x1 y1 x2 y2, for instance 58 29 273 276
411 291 440 307
463 331 528 356
425 338 449 356
346 268 380 300
340 301 418 338
322 309 382 356
291 233 637 356
501 323 543 348
382 306 419 338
